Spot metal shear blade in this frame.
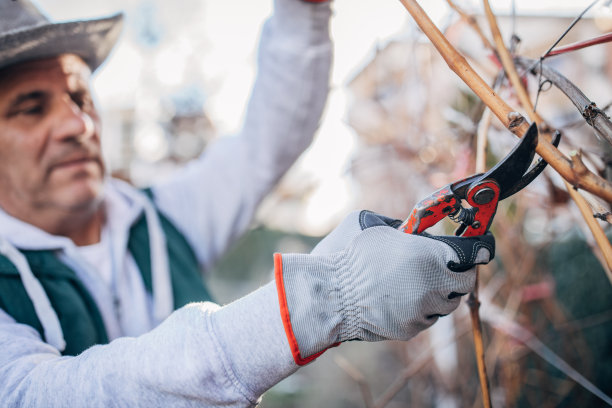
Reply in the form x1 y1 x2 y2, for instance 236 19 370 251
500 128 561 199
452 123 541 198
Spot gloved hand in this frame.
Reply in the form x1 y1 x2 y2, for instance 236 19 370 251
274 210 495 365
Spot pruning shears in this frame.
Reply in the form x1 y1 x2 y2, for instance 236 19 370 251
399 123 560 237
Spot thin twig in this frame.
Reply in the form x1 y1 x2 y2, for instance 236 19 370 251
541 0 601 59
373 324 471 408
516 57 612 147
566 152 612 281
546 32 612 57
468 63 495 408
467 285 491 408
476 108 492 173
569 149 592 179
480 303 612 406
484 232 538 374
475 71 506 173
334 355 375 408
482 0 533 118
554 309 612 332
446 0 495 53
496 209 538 319
528 0 602 106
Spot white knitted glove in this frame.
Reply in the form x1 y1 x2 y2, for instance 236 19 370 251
274 210 495 365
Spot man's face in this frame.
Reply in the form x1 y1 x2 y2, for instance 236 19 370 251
0 54 105 220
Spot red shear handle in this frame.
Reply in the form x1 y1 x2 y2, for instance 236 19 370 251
462 180 500 237
399 185 459 234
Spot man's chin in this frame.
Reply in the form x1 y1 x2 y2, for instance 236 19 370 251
55 181 105 213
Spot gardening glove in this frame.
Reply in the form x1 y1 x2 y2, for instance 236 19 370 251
274 210 495 365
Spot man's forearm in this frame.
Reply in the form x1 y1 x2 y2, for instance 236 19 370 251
0 286 294 407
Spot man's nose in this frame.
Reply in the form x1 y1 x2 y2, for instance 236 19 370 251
51 96 95 142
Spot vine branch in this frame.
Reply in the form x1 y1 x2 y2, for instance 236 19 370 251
515 56 612 147
480 0 612 274
397 0 612 203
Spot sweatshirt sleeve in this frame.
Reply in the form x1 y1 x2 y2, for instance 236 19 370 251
0 283 297 407
150 0 333 269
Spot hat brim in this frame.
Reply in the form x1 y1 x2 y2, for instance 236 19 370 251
0 13 123 73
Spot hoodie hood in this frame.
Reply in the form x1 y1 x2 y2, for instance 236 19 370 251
0 178 174 351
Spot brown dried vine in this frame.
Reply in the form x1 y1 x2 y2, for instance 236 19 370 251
397 0 612 203
396 0 612 406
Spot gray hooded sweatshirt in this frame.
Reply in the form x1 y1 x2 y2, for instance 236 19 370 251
0 0 332 406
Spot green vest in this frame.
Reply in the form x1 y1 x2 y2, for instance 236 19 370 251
0 208 212 356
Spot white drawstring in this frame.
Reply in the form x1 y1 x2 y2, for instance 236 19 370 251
142 198 174 322
0 181 173 349
113 181 173 323
0 237 66 351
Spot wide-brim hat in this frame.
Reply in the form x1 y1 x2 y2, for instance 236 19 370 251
0 0 123 73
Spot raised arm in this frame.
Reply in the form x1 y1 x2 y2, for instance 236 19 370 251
151 0 333 269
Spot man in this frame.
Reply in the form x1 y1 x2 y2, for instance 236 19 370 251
0 0 494 406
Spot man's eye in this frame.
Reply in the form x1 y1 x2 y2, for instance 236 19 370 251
72 93 93 110
20 105 44 115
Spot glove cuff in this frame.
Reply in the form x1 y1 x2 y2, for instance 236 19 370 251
274 253 340 366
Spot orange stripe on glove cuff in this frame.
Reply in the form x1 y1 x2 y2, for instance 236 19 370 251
274 253 338 366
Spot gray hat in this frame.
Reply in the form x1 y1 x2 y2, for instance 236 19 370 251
0 0 123 72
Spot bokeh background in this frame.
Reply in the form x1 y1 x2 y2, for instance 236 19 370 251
38 0 612 406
